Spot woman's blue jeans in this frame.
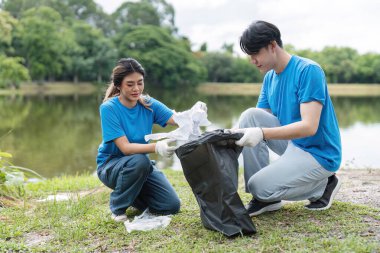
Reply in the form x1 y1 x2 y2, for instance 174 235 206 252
97 154 180 215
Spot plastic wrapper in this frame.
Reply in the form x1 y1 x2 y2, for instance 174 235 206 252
124 209 172 233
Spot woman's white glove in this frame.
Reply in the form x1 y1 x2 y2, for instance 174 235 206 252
229 128 264 147
155 139 177 157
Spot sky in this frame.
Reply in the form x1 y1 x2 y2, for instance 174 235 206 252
94 0 380 55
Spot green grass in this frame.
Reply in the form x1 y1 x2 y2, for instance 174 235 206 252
1 170 379 252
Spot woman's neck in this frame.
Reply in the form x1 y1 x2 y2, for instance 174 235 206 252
118 96 137 108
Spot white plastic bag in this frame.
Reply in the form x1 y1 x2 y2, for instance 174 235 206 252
124 209 172 233
145 101 211 142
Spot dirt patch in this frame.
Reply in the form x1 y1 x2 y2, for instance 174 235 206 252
336 169 380 208
24 231 54 247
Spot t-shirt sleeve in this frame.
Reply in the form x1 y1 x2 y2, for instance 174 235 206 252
256 77 270 109
150 98 174 127
100 103 124 143
297 65 326 106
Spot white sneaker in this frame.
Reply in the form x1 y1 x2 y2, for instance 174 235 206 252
111 213 128 222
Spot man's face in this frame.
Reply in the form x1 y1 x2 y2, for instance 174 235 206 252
249 44 275 73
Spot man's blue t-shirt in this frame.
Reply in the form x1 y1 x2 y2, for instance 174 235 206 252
257 55 341 172
96 96 173 168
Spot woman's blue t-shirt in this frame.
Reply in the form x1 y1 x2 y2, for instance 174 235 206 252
257 55 341 172
96 96 173 168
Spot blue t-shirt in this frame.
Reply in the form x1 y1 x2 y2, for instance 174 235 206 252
96 96 173 168
257 55 341 172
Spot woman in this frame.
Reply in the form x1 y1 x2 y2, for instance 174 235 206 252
96 58 180 222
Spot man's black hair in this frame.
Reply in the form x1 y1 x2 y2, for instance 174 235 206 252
240 20 283 55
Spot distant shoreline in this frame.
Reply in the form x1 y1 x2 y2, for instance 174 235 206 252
1 82 380 96
0 82 98 96
198 82 380 96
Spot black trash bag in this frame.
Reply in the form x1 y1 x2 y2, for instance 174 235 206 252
175 129 256 237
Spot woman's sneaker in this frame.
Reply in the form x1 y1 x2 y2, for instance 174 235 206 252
246 198 282 216
305 174 342 211
111 213 128 222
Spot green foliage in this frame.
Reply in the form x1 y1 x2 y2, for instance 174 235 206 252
200 52 262 83
2 0 380 86
0 10 17 47
63 20 116 83
113 0 176 32
116 25 206 88
0 54 30 88
0 151 40 201
13 6 75 80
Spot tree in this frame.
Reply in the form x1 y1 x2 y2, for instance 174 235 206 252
199 42 208 52
221 43 234 54
1 0 115 36
0 55 30 88
112 0 176 32
0 11 29 88
200 52 234 82
116 25 206 88
0 11 17 48
355 53 380 83
63 20 116 83
13 6 75 81
318 47 359 83
200 52 262 83
230 57 262 83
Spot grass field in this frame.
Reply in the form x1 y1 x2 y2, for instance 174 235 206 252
1 170 379 252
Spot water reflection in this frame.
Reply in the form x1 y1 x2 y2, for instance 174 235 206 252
0 90 379 177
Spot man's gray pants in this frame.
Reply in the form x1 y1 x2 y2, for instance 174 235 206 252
239 108 334 202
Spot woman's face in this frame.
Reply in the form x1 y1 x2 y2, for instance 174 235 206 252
119 72 144 107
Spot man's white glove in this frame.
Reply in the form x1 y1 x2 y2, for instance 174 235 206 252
155 139 177 157
229 127 264 147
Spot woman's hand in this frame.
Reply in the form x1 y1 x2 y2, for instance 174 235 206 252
155 139 177 157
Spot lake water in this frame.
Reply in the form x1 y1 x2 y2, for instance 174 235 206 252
1 89 379 178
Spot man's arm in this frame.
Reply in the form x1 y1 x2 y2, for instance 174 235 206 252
262 101 322 140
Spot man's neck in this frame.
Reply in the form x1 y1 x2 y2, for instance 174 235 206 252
274 49 292 74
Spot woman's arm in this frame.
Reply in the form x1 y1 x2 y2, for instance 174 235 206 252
114 136 156 155
166 115 178 126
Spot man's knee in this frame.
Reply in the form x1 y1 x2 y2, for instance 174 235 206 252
247 174 274 201
239 108 264 128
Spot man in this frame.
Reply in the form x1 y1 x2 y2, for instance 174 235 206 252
231 20 342 216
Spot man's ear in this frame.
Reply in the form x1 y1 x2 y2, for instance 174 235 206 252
271 40 277 49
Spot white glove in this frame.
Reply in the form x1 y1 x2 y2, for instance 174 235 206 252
155 139 177 157
229 127 264 147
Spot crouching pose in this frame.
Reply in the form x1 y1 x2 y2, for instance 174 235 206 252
96 58 180 222
231 21 342 216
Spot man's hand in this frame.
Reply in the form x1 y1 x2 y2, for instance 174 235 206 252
155 139 177 157
229 128 264 147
